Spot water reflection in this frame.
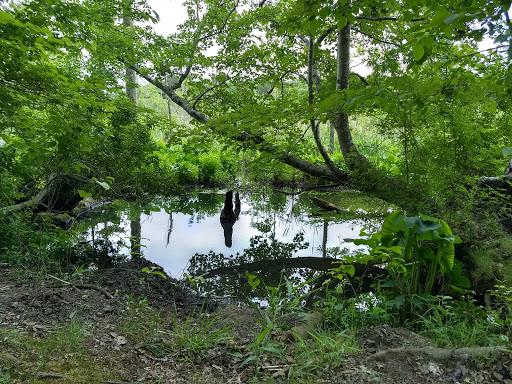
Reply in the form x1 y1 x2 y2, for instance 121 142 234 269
76 189 389 279
219 191 241 247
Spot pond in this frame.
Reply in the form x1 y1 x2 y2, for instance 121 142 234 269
76 188 392 298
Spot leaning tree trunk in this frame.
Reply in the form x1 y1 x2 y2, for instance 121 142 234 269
332 24 371 171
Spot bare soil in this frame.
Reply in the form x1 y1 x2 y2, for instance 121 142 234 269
1 258 511 383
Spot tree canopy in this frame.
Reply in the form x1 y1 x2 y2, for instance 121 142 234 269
1 0 511 211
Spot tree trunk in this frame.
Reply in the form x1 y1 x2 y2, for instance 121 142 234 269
329 121 335 154
123 2 138 105
307 34 348 181
332 24 371 171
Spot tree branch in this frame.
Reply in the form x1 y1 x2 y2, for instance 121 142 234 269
202 0 240 40
192 78 229 109
352 27 400 46
350 72 369 85
315 27 334 45
172 66 192 90
355 15 425 22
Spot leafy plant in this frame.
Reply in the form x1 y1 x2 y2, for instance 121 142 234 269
119 295 165 355
415 295 509 348
293 328 359 378
350 210 468 298
235 274 308 367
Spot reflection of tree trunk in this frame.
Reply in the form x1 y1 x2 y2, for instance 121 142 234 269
166 212 173 247
322 220 328 258
220 191 241 248
130 216 141 257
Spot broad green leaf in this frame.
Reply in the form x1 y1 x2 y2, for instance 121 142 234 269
431 7 448 26
412 44 425 60
343 264 355 277
95 180 111 190
78 190 92 198
422 36 434 48
337 17 347 29
444 13 461 25
404 216 441 234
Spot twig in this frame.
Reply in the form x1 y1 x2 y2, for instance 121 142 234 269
100 381 140 384
37 371 65 379
48 275 113 299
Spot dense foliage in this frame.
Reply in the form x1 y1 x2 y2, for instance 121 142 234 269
1 1 512 378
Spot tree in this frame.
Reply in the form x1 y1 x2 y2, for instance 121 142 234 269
3 0 512 210
95 0 509 205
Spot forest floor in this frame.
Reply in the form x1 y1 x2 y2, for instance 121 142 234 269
1 258 511 384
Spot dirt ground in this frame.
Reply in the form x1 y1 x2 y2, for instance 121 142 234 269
1 258 511 383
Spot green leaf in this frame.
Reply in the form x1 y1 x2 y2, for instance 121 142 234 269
95 180 111 190
444 13 461 25
431 9 447 26
240 355 258 367
412 44 425 60
256 326 271 344
404 216 441 234
422 36 434 48
502 147 512 157
337 17 347 29
78 190 92 198
343 264 355 277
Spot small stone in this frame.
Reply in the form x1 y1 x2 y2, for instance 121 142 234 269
427 362 442 376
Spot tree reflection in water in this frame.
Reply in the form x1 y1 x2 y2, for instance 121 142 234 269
187 231 317 301
219 191 241 247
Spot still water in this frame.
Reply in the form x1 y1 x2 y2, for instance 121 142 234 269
81 188 389 279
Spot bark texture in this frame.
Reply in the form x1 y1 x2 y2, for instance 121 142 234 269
332 25 371 171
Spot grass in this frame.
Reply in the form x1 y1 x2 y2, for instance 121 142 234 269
166 307 234 358
0 328 120 384
119 295 234 359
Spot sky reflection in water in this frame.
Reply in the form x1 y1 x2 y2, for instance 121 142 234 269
87 190 383 278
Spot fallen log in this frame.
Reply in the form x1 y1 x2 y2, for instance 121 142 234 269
309 196 348 212
477 157 512 192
